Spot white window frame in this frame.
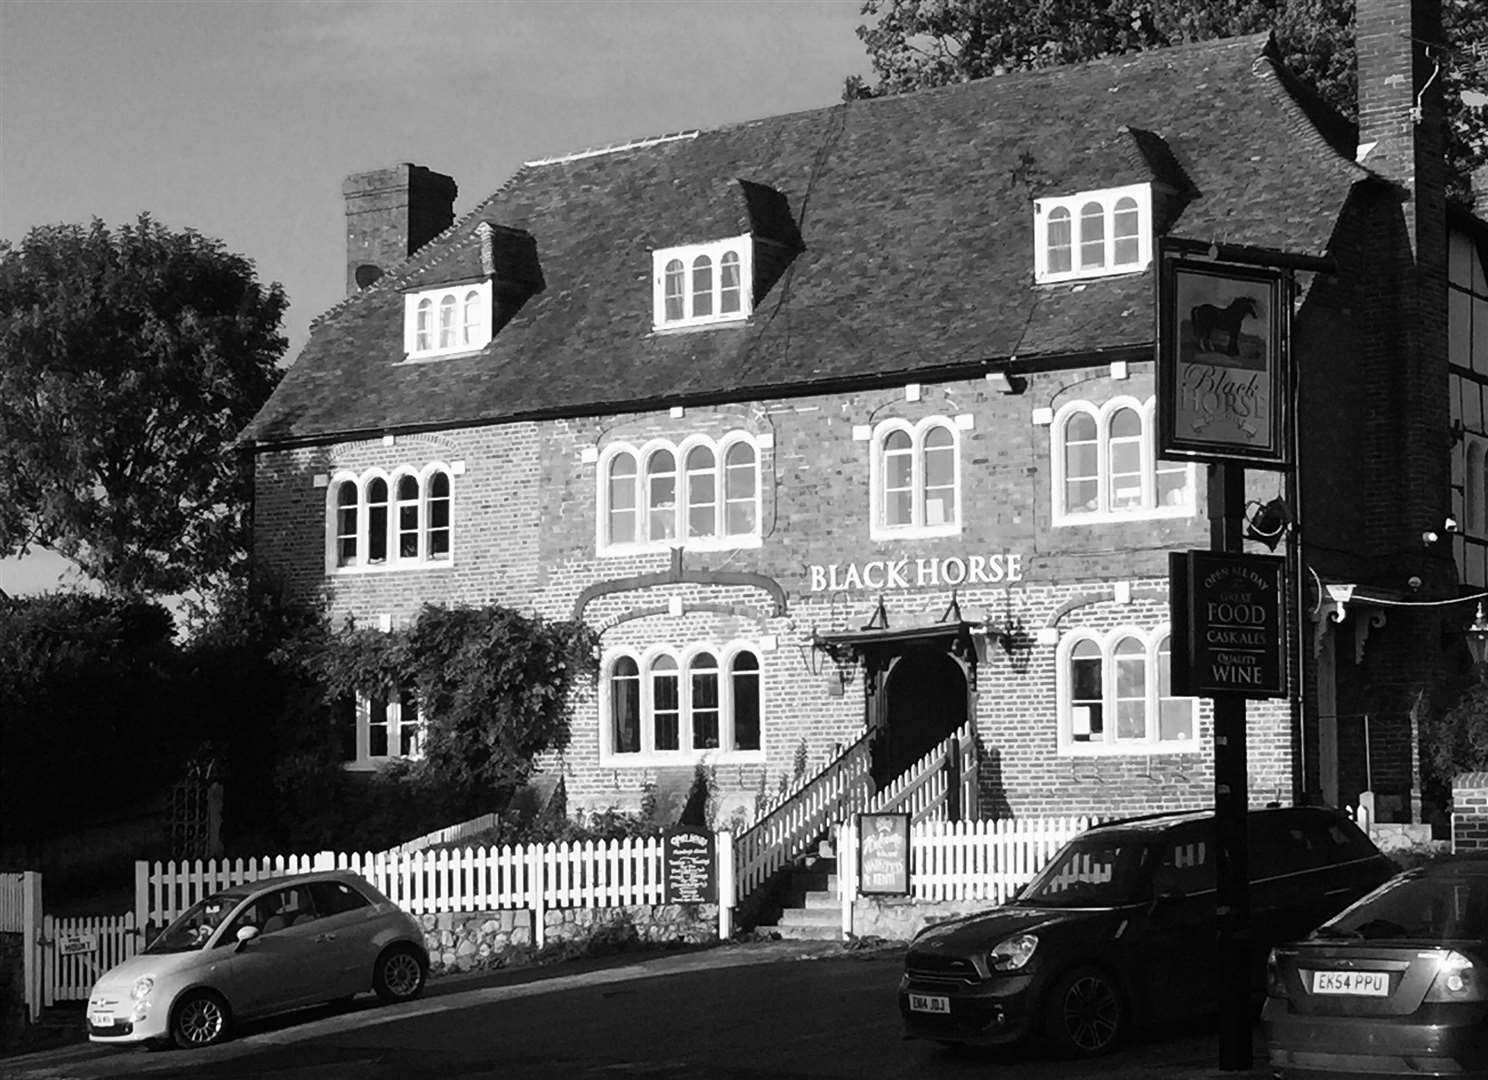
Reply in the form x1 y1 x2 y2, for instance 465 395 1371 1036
403 281 493 359
869 416 962 541
345 687 426 770
324 462 456 573
597 432 763 555
599 641 765 766
651 236 753 330
1055 624 1197 756
1466 435 1488 536
1034 183 1152 284
1051 395 1195 524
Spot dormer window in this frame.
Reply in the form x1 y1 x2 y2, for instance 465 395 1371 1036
1034 184 1152 284
652 237 753 330
404 280 493 359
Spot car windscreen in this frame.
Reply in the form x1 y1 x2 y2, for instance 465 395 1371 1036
1318 872 1488 942
1017 838 1151 907
145 890 251 954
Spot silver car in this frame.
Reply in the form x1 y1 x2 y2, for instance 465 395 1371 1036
86 869 429 1049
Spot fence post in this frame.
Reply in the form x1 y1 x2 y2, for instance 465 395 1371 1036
839 819 855 940
133 861 150 943
715 831 734 941
527 844 545 950
22 871 41 1022
946 737 962 821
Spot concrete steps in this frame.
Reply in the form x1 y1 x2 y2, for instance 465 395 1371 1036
755 843 842 941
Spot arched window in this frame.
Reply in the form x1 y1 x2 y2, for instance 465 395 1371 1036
366 478 389 564
1079 201 1105 268
664 259 686 322
691 256 713 318
395 474 420 559
1047 207 1072 275
602 645 765 761
462 290 481 345
690 651 720 749
611 656 641 754
651 656 680 751
599 435 763 553
334 480 358 567
607 451 638 545
1107 407 1143 511
723 441 757 537
1113 196 1140 265
438 295 457 349
1060 627 1196 753
415 299 433 352
1053 398 1193 521
873 419 961 537
1063 410 1100 513
731 651 760 751
646 449 677 541
685 445 717 538
719 251 742 313
426 471 451 560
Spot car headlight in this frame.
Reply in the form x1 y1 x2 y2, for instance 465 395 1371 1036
988 933 1038 972
131 976 155 1002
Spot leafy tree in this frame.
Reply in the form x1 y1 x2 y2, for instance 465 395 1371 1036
0 593 184 859
846 0 1488 206
0 216 287 598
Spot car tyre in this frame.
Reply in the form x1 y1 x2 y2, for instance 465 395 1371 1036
373 943 427 1004
1043 966 1123 1058
169 988 230 1049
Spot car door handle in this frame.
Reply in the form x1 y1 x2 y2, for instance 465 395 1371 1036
314 932 337 943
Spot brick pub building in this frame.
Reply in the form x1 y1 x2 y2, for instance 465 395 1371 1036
243 0 1488 832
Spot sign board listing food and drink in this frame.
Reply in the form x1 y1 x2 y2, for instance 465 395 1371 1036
663 827 717 904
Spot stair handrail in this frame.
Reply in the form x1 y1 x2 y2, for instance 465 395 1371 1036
865 720 977 824
732 728 877 904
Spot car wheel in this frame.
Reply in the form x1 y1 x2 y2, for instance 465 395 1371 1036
1043 966 1123 1058
170 989 230 1050
373 944 427 1004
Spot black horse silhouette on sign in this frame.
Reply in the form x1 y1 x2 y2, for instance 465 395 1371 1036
1190 296 1258 356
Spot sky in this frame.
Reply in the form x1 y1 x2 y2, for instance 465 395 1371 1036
0 0 873 596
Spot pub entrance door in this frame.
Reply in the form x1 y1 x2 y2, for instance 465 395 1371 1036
872 648 968 790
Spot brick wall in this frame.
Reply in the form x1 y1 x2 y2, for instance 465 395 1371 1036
1452 772 1488 851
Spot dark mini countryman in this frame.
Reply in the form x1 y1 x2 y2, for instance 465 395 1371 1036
898 807 1395 1057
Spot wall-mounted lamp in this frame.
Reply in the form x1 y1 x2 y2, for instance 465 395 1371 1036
1424 518 1461 546
1244 497 1292 551
801 632 856 697
984 371 1028 395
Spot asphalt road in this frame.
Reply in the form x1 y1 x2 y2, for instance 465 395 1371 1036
4 941 1268 1080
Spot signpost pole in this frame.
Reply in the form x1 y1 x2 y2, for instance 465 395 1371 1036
1210 462 1252 1072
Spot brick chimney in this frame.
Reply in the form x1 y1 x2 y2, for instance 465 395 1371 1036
343 163 458 296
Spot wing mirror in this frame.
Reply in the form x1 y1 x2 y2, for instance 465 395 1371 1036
234 925 260 951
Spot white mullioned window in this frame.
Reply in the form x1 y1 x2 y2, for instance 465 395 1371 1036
652 236 753 329
346 685 425 768
598 432 762 554
403 281 493 359
325 463 456 572
602 643 764 764
1056 624 1196 755
1034 183 1152 284
869 416 962 540
1051 396 1194 523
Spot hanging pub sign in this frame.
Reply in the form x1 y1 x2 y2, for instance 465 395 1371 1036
663 826 716 904
858 812 911 896
1170 550 1287 699
1157 250 1289 468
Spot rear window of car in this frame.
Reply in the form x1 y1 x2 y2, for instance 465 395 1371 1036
1325 872 1488 941
1251 812 1379 878
309 880 371 916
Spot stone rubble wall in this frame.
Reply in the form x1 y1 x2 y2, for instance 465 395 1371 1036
419 902 719 975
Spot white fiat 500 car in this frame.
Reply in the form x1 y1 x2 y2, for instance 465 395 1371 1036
87 870 429 1049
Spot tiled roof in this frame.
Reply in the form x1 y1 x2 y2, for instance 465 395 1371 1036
243 33 1366 449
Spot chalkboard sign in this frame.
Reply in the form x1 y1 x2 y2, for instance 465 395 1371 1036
664 827 716 904
858 812 911 895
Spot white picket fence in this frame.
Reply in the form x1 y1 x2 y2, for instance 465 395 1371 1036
136 833 731 949
383 812 502 855
905 816 1098 901
41 913 139 1005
